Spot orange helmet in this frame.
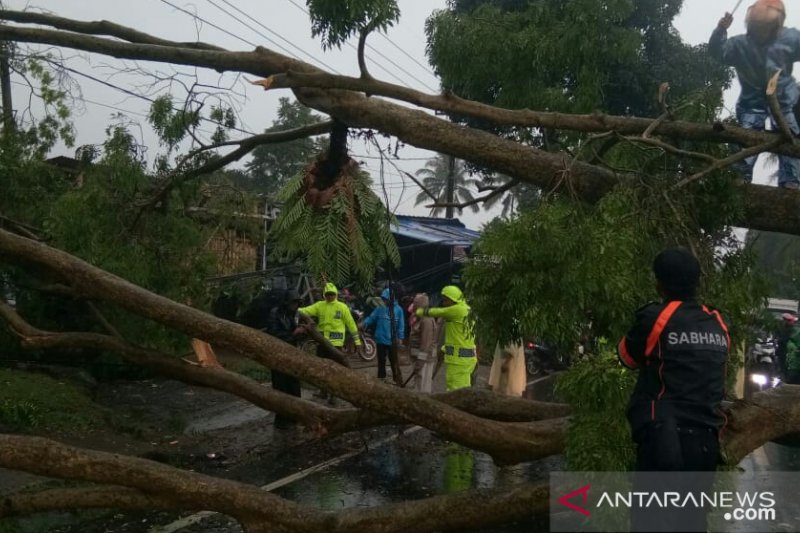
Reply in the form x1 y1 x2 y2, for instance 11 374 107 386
746 0 785 43
747 0 786 25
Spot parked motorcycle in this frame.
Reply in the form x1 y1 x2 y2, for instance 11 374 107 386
524 341 566 376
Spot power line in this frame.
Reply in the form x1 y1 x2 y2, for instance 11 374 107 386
160 0 259 49
11 79 148 119
202 0 325 70
48 62 260 137
364 42 436 92
214 0 341 74
377 32 437 79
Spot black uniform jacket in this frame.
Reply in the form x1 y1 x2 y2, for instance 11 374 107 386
618 299 729 438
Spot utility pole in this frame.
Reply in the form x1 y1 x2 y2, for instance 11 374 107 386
445 155 455 219
0 42 14 133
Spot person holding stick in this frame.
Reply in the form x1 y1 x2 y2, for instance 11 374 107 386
709 0 800 189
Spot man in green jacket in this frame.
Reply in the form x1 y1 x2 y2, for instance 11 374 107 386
299 282 362 358
416 285 477 391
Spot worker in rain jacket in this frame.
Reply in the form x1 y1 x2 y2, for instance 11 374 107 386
299 282 362 358
710 0 800 188
416 285 477 391
362 288 406 381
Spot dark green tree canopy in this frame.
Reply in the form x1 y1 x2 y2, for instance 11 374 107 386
426 0 732 119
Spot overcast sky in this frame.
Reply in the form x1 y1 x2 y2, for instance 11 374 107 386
3 0 777 229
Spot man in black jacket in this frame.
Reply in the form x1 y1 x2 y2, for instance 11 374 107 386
618 248 729 532
266 289 303 429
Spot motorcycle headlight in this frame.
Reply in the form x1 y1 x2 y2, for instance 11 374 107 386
750 373 768 386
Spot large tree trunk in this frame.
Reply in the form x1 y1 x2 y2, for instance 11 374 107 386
0 12 799 234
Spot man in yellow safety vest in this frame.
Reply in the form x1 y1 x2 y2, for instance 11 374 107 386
416 285 476 391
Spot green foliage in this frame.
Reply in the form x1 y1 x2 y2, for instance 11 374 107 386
307 0 400 49
746 230 800 300
465 181 767 356
271 163 400 292
148 95 202 151
9 57 76 151
245 98 326 195
0 399 40 430
555 351 637 471
35 126 216 352
0 369 105 431
426 0 730 121
0 58 77 224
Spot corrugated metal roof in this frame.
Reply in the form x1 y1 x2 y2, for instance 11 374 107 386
392 215 480 246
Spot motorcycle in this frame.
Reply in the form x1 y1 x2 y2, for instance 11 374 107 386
747 335 781 392
524 341 567 376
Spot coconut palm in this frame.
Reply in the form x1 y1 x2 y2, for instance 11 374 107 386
414 155 481 217
481 175 540 219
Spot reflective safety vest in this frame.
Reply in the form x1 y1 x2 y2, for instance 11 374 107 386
299 299 360 347
417 301 476 365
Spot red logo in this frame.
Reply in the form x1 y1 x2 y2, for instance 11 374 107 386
559 485 592 517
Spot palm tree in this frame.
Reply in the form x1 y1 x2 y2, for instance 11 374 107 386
481 175 540 219
414 155 481 217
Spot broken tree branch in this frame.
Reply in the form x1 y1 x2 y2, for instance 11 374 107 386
0 9 224 50
135 121 332 209
671 138 783 190
1 16 800 233
767 69 796 143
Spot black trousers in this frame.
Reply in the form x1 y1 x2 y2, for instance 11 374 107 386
631 423 719 533
376 343 391 379
271 370 301 429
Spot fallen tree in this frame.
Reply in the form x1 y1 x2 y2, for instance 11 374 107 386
2 227 800 531
2 7 800 532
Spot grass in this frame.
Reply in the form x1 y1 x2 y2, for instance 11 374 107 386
0 368 106 431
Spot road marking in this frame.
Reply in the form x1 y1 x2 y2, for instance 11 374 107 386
150 426 423 533
527 374 555 386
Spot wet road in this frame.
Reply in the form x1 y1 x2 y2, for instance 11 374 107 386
151 374 560 533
